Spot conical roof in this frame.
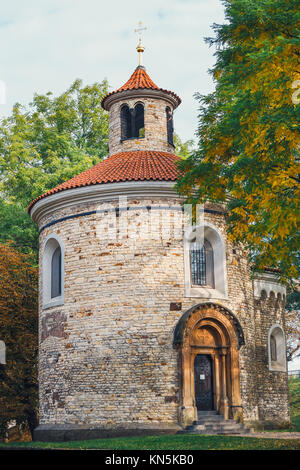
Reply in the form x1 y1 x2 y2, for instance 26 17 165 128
101 66 181 110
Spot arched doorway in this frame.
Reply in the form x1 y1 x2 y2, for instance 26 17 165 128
174 303 244 427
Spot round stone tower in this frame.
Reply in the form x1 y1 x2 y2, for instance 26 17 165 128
102 65 180 155
29 47 290 441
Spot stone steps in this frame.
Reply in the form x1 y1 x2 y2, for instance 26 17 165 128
194 415 224 423
197 411 218 416
182 411 251 435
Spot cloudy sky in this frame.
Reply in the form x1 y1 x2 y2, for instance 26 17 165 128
0 0 226 142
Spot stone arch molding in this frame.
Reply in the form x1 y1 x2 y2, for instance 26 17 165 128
174 302 244 426
268 323 287 372
173 302 245 350
184 222 228 299
42 233 65 310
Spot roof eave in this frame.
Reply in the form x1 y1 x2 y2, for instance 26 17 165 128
29 180 180 226
101 88 181 111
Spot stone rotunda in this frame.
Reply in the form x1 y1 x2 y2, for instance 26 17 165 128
29 45 290 441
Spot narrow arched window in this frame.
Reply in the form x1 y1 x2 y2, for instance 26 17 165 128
0 340 6 365
268 325 286 371
184 224 226 297
51 246 62 299
134 103 144 138
166 107 174 146
43 235 64 308
121 105 132 140
190 239 214 288
270 335 277 361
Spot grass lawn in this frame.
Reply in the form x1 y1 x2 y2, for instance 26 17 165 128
0 434 299 450
0 378 299 450
289 377 300 432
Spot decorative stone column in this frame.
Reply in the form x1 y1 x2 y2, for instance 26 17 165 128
214 353 221 412
230 345 242 421
220 349 229 420
179 347 197 427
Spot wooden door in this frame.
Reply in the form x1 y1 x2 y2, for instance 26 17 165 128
194 354 213 410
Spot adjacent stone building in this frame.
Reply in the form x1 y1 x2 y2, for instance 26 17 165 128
28 50 290 441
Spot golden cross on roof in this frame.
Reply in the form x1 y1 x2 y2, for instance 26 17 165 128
134 21 147 66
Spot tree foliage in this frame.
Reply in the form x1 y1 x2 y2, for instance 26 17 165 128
0 243 38 440
176 0 300 283
174 133 195 159
0 79 109 260
285 288 300 361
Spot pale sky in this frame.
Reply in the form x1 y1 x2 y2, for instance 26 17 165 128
290 355 300 371
0 0 227 142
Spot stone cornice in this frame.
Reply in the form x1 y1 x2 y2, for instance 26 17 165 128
253 272 286 298
102 88 180 111
29 180 182 226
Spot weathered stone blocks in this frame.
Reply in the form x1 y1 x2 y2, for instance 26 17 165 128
108 97 175 155
37 197 289 431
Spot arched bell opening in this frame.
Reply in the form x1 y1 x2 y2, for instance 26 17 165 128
174 303 243 427
166 106 174 146
120 103 145 141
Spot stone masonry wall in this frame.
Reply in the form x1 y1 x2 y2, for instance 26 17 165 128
37 196 289 428
252 295 290 425
108 97 175 156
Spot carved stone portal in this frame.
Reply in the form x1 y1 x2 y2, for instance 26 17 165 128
175 304 243 427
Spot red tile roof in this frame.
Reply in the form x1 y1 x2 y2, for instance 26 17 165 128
102 67 181 109
28 150 180 212
116 66 160 92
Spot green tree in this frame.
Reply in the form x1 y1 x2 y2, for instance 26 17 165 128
174 133 195 159
176 0 300 283
286 288 300 361
0 79 109 260
0 243 38 440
